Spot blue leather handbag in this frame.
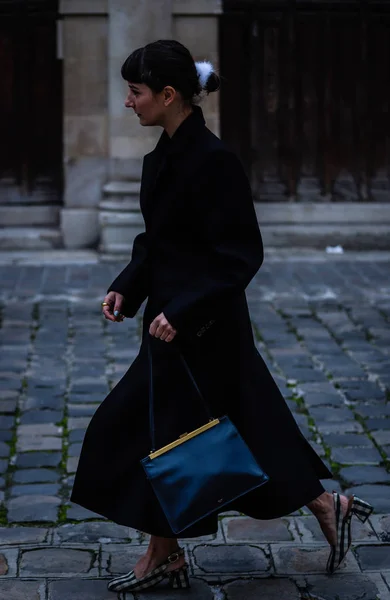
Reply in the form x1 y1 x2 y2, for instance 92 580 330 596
141 339 269 534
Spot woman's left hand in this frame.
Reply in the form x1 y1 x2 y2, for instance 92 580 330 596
149 312 177 343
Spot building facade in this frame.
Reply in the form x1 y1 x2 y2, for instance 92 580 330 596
1 0 389 252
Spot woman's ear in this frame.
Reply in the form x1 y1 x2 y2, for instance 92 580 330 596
163 86 176 107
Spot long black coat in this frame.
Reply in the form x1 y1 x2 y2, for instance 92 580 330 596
71 106 331 537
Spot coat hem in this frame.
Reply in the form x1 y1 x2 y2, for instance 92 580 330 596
70 477 327 539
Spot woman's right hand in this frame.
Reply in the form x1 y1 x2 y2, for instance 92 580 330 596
102 291 125 322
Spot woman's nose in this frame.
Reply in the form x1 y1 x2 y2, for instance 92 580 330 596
125 93 134 108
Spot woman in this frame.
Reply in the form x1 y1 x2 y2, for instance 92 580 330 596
71 40 372 593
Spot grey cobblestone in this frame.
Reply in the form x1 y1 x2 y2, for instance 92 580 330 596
19 547 98 577
48 579 114 600
345 485 390 513
316 420 364 434
68 443 83 457
15 452 62 469
19 410 62 425
354 545 390 571
0 442 10 458
322 432 376 447
330 446 383 465
8 495 61 523
10 483 61 497
65 503 102 521
222 516 294 543
0 416 14 429
192 544 270 574
382 572 390 592
340 466 390 486
66 457 80 474
366 573 390 600
13 469 60 484
295 515 377 544
0 399 18 413
0 527 49 545
138 578 214 599
102 544 150 576
67 404 99 417
301 574 383 600
53 522 134 544
68 429 86 443
0 580 45 600
370 515 390 542
16 436 62 452
271 544 360 574
0 256 390 595
373 431 390 446
224 578 301 600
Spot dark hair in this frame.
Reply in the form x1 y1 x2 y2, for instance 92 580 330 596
121 39 220 102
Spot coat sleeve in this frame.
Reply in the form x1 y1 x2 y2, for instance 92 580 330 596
107 231 149 318
163 149 263 335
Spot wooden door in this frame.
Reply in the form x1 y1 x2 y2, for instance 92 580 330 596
0 0 62 204
220 0 390 202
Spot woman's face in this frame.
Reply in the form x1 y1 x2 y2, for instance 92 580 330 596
125 82 165 126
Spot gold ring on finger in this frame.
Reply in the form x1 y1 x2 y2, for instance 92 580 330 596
101 302 109 307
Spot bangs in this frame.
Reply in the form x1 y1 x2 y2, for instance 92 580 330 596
121 48 145 83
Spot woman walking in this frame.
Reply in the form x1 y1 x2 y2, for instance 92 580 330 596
71 40 372 593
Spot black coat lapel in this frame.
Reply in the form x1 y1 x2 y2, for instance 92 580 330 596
140 131 170 222
140 106 206 227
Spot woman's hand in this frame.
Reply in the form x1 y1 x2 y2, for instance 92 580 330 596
102 291 125 322
149 312 177 342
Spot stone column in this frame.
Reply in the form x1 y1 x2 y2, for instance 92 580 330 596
99 0 172 254
60 0 109 249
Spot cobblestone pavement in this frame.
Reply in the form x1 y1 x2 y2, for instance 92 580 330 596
0 253 390 600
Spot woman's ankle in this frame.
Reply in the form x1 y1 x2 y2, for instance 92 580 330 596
146 536 180 560
307 491 332 516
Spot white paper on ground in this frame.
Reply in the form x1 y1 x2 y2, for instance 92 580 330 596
325 245 344 254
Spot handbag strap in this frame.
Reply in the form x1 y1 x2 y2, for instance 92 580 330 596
147 336 213 452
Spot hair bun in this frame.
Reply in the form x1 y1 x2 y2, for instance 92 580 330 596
195 60 220 94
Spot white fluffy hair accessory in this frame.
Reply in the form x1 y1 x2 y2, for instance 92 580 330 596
195 60 214 89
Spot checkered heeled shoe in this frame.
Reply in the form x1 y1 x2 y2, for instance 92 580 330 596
326 492 373 574
107 548 190 593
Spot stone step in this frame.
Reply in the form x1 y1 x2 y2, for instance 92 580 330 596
100 181 141 211
102 181 141 195
98 210 143 254
255 202 390 224
0 227 62 250
0 205 60 227
0 250 99 265
261 223 390 250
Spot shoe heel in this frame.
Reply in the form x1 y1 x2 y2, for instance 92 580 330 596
351 496 373 523
168 566 191 589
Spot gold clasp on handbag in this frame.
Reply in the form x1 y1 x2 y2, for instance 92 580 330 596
149 419 220 460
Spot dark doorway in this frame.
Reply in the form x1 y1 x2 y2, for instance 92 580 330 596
220 1 390 202
0 0 63 205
